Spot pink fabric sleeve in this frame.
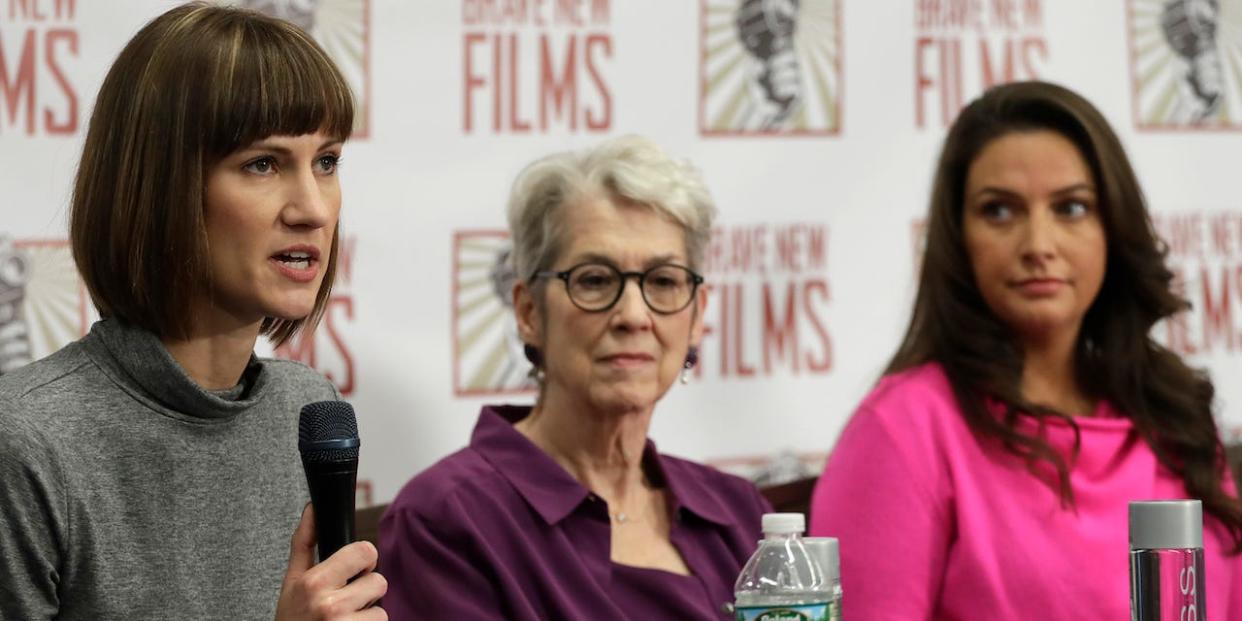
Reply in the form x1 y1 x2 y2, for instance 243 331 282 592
808 405 952 621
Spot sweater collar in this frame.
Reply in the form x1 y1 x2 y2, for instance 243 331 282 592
85 319 268 421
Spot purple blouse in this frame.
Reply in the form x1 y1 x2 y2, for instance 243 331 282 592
379 405 770 620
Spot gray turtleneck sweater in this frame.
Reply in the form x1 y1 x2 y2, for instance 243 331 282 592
0 319 340 620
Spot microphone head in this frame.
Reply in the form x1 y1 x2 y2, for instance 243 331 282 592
298 401 360 464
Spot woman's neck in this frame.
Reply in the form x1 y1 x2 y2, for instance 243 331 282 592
515 386 654 499
1020 327 1094 416
160 319 263 390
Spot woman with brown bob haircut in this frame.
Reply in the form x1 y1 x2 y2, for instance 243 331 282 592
0 4 386 620
809 81 1242 619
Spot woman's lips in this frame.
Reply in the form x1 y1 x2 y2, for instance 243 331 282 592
599 353 654 367
270 245 321 283
269 255 319 283
1012 278 1065 296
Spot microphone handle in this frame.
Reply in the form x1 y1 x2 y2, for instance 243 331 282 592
304 459 358 562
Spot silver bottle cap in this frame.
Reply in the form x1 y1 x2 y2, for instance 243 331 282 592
1129 500 1203 550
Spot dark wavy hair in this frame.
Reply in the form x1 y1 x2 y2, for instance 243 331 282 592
890 80 1242 549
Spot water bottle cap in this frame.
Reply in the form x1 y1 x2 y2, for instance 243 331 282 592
761 512 805 534
1129 500 1203 550
803 536 840 582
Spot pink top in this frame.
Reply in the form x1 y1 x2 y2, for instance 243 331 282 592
809 362 1242 620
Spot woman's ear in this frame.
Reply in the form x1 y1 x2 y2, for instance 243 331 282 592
513 280 542 347
689 285 708 347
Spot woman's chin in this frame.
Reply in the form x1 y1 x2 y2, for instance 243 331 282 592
1011 315 1080 344
589 384 660 415
261 300 317 323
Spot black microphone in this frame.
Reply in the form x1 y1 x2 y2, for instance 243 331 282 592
298 400 359 562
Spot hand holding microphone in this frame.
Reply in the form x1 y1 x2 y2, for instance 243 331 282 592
275 401 387 621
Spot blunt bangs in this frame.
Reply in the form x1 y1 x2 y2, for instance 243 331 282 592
200 13 355 159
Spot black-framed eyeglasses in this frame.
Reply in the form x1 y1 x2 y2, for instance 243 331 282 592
533 262 704 314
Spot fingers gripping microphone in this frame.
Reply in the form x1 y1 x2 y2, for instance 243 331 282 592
298 401 359 562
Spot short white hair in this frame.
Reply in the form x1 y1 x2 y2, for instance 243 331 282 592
506 135 716 281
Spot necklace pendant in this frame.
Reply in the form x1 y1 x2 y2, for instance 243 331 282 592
614 512 628 523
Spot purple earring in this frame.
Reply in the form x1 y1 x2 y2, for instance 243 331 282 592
680 346 699 384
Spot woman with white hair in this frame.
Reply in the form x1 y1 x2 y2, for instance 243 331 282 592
380 136 769 620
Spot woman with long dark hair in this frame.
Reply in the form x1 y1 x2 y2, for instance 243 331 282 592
810 81 1242 619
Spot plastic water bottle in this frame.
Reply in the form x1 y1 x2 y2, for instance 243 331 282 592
734 513 836 621
1130 500 1207 621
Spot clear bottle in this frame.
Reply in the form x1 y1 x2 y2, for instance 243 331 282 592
1130 500 1207 621
734 513 834 621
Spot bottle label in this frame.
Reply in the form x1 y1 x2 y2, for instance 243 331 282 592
734 602 836 621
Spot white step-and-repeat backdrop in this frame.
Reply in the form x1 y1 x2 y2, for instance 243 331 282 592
2 0 1241 507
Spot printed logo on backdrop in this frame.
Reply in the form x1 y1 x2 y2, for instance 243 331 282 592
449 224 834 397
0 236 89 374
451 231 536 396
915 0 1048 129
699 223 833 380
275 234 357 396
1152 210 1242 357
699 0 842 136
238 0 372 138
1128 0 1242 129
0 0 80 136
461 0 614 133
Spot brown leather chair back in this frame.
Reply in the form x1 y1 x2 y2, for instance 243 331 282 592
758 476 818 521
355 504 388 549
